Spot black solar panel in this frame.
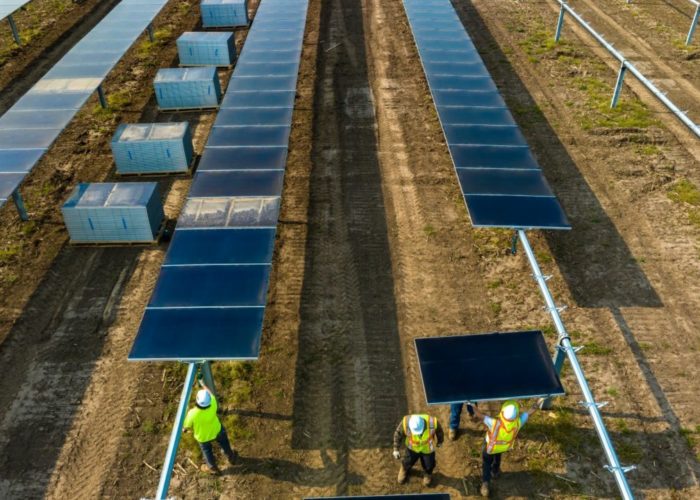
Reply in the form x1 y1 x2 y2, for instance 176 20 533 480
402 0 570 230
415 331 565 404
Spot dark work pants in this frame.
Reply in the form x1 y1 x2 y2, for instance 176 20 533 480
199 427 235 468
481 448 502 482
448 402 475 430
402 449 436 474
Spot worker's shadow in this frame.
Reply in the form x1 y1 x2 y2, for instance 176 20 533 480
227 449 364 487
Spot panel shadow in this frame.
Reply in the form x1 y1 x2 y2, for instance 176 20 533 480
291 0 408 450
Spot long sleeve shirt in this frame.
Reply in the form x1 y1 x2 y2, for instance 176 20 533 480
393 415 444 451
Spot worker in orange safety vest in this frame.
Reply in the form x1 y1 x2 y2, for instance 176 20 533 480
392 413 444 486
472 399 543 497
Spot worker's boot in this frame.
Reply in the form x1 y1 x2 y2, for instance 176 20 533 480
448 428 458 441
480 481 490 497
491 467 500 479
397 466 408 484
227 450 238 465
422 471 433 486
200 464 221 475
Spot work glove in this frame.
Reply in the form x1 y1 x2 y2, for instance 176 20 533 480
392 450 401 460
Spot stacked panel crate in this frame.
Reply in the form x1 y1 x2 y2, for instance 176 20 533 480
153 67 221 110
111 122 194 174
62 183 164 243
177 32 236 67
201 0 248 28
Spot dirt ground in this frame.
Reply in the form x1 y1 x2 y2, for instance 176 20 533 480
0 0 699 498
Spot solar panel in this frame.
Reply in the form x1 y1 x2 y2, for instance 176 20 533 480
402 0 570 230
129 0 309 361
0 0 169 205
415 331 565 405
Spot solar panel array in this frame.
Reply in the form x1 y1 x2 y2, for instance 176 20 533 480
0 0 169 209
402 0 570 230
128 0 309 362
0 0 32 23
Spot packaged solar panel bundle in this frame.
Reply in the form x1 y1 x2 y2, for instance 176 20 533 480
62 182 164 244
111 122 194 175
177 32 236 67
200 0 248 28
153 67 221 111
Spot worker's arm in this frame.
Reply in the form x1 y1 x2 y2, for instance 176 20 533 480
434 419 444 446
525 398 545 417
392 420 406 451
471 403 487 421
198 379 213 394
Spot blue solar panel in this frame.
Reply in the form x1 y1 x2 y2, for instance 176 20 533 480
190 170 285 197
130 0 309 362
198 146 287 171
415 331 565 404
0 173 26 199
0 0 170 208
402 0 569 230
165 228 276 265
129 307 264 361
208 126 291 147
149 265 271 307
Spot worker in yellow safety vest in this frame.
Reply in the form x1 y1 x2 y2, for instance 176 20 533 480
473 399 543 497
392 414 444 486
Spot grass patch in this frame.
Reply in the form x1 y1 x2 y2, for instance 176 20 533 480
142 419 158 435
0 245 21 263
581 342 613 356
423 224 437 238
637 144 661 156
668 179 700 206
606 387 619 397
535 251 553 264
573 76 658 129
487 279 503 289
490 302 502 315
617 440 643 462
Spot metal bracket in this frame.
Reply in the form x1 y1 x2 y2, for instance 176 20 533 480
605 464 637 474
544 304 567 314
580 400 609 409
510 231 518 255
533 273 552 281
557 344 582 353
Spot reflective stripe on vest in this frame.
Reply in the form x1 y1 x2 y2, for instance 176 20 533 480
485 416 521 454
403 414 437 454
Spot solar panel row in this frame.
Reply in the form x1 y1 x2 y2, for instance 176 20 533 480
401 0 570 231
128 0 309 362
0 0 169 208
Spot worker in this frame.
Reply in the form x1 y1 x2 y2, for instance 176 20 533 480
473 399 543 497
183 379 237 474
448 402 477 440
392 413 444 486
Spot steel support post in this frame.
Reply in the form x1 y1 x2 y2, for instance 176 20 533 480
517 230 635 500
97 84 108 109
8 15 20 45
687 4 700 45
199 361 218 397
147 23 155 43
554 4 566 42
610 62 627 108
155 362 197 500
11 191 28 221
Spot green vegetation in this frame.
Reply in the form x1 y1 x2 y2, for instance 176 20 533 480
616 440 643 462
581 342 613 356
423 224 437 238
487 279 503 289
535 251 553 264
668 179 700 206
637 144 661 156
0 245 20 263
490 302 502 315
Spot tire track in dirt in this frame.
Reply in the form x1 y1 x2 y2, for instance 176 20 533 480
290 0 408 494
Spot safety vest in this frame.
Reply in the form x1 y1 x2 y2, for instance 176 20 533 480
485 415 521 454
403 414 437 454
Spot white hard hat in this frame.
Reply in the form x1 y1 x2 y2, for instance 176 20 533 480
502 404 517 420
408 415 426 435
196 389 211 408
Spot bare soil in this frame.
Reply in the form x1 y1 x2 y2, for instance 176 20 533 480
0 0 699 498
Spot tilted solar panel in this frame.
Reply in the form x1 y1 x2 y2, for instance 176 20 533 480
415 331 565 404
129 0 309 361
401 0 570 230
0 0 170 209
